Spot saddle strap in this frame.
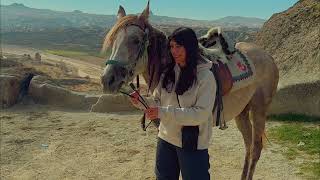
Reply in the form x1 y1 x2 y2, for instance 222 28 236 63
211 62 224 127
216 61 233 95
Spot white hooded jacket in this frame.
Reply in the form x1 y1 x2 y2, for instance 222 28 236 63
140 58 216 149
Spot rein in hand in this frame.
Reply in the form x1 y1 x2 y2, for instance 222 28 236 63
119 83 154 131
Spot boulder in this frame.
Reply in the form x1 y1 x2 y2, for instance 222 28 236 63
1 74 136 112
91 94 136 113
255 0 320 84
29 76 99 110
0 75 22 108
29 77 135 112
269 81 320 117
34 52 41 62
255 0 320 117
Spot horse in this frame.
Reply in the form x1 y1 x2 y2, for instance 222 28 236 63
100 2 279 180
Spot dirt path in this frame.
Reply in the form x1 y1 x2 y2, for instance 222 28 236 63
2 45 103 79
2 44 149 86
1 104 304 180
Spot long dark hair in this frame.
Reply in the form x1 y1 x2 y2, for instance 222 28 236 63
162 27 200 95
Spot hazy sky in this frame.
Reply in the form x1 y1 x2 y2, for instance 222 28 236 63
1 0 299 20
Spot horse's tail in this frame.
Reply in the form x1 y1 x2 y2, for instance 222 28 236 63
262 131 271 149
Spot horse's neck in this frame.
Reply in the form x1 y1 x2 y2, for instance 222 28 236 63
135 49 148 75
142 26 168 93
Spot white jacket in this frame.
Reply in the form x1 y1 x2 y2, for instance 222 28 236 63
142 58 216 149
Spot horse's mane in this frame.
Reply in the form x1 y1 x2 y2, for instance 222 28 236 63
146 27 169 92
102 14 169 93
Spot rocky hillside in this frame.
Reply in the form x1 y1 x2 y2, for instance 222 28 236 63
255 0 320 116
255 0 320 86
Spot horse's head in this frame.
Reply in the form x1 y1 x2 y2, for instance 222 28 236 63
101 1 168 93
199 27 236 55
101 2 153 93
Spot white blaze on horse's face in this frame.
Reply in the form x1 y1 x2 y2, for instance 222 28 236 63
101 25 147 93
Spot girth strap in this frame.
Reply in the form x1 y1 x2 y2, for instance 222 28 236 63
211 62 228 130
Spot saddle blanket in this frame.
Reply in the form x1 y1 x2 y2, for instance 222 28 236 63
226 51 256 93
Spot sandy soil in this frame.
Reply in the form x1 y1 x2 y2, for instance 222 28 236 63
1 104 307 180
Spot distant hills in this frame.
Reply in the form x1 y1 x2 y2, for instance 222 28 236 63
0 3 262 52
0 3 266 32
0 3 115 32
212 16 266 28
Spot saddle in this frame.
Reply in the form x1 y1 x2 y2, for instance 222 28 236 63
211 60 233 96
210 60 230 129
210 52 255 129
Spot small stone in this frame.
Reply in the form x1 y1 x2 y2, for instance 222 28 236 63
303 132 311 137
297 141 305 147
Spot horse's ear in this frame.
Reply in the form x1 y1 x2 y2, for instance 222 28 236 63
139 0 150 21
117 5 126 20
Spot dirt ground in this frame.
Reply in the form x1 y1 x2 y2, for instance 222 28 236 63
0 45 315 179
1 104 307 180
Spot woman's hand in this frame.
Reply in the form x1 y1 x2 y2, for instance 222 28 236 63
129 91 140 105
145 107 159 120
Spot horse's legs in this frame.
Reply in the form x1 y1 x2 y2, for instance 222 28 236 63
247 90 267 180
235 105 252 180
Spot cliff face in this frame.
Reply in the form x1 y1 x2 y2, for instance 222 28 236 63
255 0 320 86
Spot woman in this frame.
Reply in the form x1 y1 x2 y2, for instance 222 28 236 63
130 27 216 180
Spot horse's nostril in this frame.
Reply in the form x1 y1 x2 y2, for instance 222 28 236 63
108 75 115 86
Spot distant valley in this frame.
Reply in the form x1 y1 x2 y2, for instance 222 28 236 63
0 3 262 53
1 3 265 31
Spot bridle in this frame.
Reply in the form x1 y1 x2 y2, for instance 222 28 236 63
105 23 150 83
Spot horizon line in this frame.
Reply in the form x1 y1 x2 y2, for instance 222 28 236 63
1 2 268 21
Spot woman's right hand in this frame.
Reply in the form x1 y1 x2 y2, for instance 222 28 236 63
129 91 141 107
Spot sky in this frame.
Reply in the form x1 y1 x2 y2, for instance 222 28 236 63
1 0 299 20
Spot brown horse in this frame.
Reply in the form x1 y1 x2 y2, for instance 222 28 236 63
100 2 279 180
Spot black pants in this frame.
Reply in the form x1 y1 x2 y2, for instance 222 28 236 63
155 138 210 180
